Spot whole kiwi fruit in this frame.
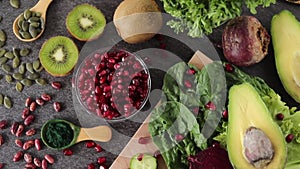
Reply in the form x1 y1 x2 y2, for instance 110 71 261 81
113 0 163 44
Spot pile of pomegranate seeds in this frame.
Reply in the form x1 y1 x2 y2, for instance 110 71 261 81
77 50 150 120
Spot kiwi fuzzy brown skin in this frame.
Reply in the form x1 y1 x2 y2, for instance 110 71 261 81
39 36 79 77
66 3 106 41
113 0 163 44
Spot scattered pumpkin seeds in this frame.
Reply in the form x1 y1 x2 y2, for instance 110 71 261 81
5 75 13 83
34 66 43 72
10 0 20 8
27 73 40 80
12 56 20 68
20 48 30 57
2 64 12 73
0 41 5 48
4 96 12 109
15 82 23 92
21 78 32 86
33 60 40 70
19 63 26 74
0 30 6 42
26 63 34 73
12 73 23 80
35 78 47 85
4 52 14 59
0 49 6 57
0 57 8 65
13 47 20 57
0 94 3 105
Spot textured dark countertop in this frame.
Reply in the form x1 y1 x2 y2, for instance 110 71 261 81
0 0 299 168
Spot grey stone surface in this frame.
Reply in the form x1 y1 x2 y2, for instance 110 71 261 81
0 0 298 168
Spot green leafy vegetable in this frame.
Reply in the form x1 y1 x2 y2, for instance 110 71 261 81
162 0 276 37
43 122 74 148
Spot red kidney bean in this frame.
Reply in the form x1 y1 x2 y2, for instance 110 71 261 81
15 139 23 148
41 159 47 169
44 154 54 164
0 120 7 129
33 158 41 167
24 153 32 163
35 139 42 151
29 102 37 112
13 151 23 162
51 81 62 89
24 115 35 126
23 140 34 150
25 98 32 107
0 134 3 146
16 124 24 137
41 94 51 102
25 163 36 169
53 102 61 112
35 98 44 106
25 128 36 136
10 122 19 135
21 108 30 119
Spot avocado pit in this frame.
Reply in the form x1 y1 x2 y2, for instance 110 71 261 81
243 127 274 168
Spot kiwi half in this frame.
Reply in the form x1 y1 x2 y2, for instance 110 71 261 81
66 4 106 41
39 36 79 77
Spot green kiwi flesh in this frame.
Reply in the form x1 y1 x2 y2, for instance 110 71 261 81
39 36 78 77
66 4 106 41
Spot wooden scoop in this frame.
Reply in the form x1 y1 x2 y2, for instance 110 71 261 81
13 0 53 42
41 119 112 150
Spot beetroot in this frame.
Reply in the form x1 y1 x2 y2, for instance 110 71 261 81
188 144 233 169
222 16 270 67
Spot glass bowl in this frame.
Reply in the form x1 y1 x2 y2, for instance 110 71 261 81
74 48 151 122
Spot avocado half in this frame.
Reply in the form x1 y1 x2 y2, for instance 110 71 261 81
227 83 287 169
271 10 300 103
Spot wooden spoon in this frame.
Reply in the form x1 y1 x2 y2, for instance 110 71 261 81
13 0 53 42
41 119 112 150
285 0 300 4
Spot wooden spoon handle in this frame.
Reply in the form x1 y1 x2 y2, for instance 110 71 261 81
30 0 53 18
77 126 112 142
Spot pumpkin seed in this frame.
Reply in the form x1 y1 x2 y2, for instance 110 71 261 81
22 21 29 32
35 12 41 17
33 60 40 70
27 73 40 80
30 22 40 28
0 94 3 105
29 25 38 38
35 66 44 72
0 30 6 42
2 64 12 73
4 96 12 109
40 18 45 29
0 49 6 57
10 0 20 8
12 56 20 69
15 82 23 92
21 79 32 86
4 52 14 59
26 63 34 73
0 57 8 65
19 31 32 39
35 78 47 85
13 73 23 80
19 63 26 74
28 17 40 23
13 47 20 57
24 9 32 20
0 41 5 48
5 75 13 83
20 48 30 57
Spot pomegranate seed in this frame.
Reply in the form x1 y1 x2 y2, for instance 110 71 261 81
99 165 107 169
286 134 294 143
175 134 184 141
63 148 73 156
137 153 144 161
0 120 7 129
154 150 161 158
138 136 151 144
276 113 284 120
205 101 216 111
88 163 96 169
0 163 4 169
192 107 199 116
222 110 228 119
86 141 96 148
184 80 192 88
97 157 106 164
95 144 102 152
186 68 196 75
224 63 234 72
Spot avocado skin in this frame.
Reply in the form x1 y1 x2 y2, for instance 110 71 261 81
227 83 287 169
271 10 300 103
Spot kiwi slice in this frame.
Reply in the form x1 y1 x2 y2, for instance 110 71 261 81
66 4 106 41
39 36 78 77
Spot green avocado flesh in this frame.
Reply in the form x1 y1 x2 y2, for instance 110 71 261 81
271 10 300 103
227 83 286 169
